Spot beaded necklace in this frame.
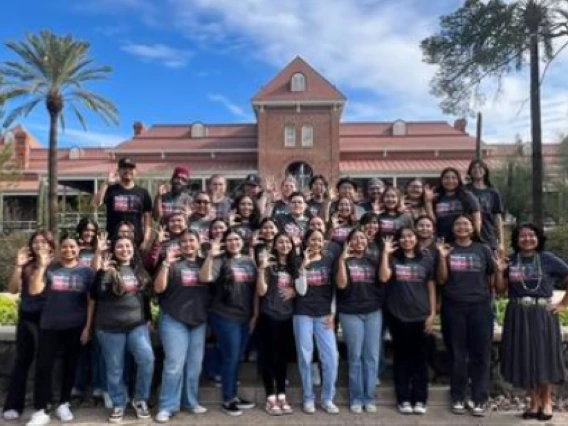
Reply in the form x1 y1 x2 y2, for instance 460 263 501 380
514 252 543 293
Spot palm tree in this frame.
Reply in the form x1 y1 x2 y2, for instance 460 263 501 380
0 30 119 234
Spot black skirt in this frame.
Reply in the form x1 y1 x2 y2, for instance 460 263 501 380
500 301 566 390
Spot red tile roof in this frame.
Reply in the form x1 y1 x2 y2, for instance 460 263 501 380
340 121 467 136
340 159 502 175
252 56 346 103
340 136 475 152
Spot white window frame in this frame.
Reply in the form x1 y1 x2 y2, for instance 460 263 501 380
191 123 206 138
290 73 306 92
392 120 407 136
301 124 314 147
284 125 296 147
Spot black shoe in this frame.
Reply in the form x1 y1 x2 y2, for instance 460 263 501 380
222 401 243 417
537 410 553 421
235 396 255 410
522 410 539 420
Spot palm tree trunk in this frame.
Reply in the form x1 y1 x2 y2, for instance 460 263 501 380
48 109 59 234
529 27 543 228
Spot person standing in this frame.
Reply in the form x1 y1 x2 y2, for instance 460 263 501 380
208 174 233 220
153 167 193 223
91 157 152 250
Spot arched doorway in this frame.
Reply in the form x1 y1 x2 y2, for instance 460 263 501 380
286 161 313 189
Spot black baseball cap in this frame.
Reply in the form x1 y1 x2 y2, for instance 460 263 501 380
243 174 261 186
118 157 136 169
336 176 358 190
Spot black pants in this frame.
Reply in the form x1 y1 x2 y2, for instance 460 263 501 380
33 327 83 410
441 299 492 404
387 313 429 405
256 313 293 397
3 312 41 414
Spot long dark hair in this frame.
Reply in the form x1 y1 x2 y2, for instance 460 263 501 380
208 218 229 241
380 185 403 213
107 237 151 295
302 228 325 253
221 228 245 258
467 159 493 187
27 230 56 262
404 178 428 207
76 217 99 249
232 194 261 228
437 167 476 212
511 222 546 253
393 226 423 261
271 232 299 279
450 213 480 243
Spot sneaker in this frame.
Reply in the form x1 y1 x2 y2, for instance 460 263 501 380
414 402 427 415
3 409 19 420
108 407 124 423
189 405 208 415
364 403 377 413
222 401 243 417
155 410 171 423
235 396 255 410
265 396 282 416
131 400 151 419
311 364 322 387
55 403 74 422
398 402 413 415
303 401 316 414
350 404 362 414
471 403 488 417
451 401 466 415
26 410 50 426
322 401 340 415
277 394 293 415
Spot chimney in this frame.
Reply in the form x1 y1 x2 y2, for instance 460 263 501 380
453 118 467 133
133 121 146 136
13 129 30 169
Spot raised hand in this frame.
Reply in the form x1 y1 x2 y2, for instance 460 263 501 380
96 232 109 253
302 247 315 268
208 240 225 258
107 169 118 185
493 254 509 273
340 242 354 260
158 184 170 196
372 200 383 214
250 230 260 248
101 253 116 272
155 225 169 243
328 187 337 201
279 286 296 301
330 213 340 229
265 175 277 196
15 247 31 267
382 236 398 255
36 248 51 268
229 212 241 226
424 184 435 202
436 238 452 258
399 195 410 213
258 250 271 269
165 246 180 265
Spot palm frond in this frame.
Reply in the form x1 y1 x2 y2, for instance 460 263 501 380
2 97 43 128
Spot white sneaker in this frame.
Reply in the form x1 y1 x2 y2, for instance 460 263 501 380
398 401 413 415
26 410 50 426
414 402 427 415
155 410 171 423
364 403 377 413
350 404 362 414
303 401 316 414
322 401 340 415
55 403 74 422
189 405 208 415
311 363 321 387
3 409 19 420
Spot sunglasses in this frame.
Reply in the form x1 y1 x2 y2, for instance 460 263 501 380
195 200 210 205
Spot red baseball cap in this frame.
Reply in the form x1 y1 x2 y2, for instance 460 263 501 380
172 166 190 180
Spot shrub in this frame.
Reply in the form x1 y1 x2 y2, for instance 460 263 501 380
545 224 568 261
0 294 18 325
0 232 30 292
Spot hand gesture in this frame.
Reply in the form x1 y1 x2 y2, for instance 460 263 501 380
96 232 109 253
37 248 51 268
424 184 435 202
382 236 398 255
155 225 169 243
436 238 452 259
372 200 383 214
15 247 31 267
330 213 340 229
229 212 241 226
424 314 435 334
328 187 337 201
340 242 354 260
258 250 271 269
208 239 224 258
250 230 260 248
165 246 180 265
101 253 116 272
279 286 296 301
158 184 169 196
399 195 410 213
265 176 276 196
493 255 509 273
107 169 118 185
302 247 315 268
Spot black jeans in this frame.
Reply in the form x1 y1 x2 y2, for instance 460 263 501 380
33 327 84 410
441 299 492 404
256 313 293 397
3 312 41 414
387 312 429 405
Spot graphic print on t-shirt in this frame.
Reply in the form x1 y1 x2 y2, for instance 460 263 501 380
161 201 174 217
51 273 86 292
306 267 329 287
449 253 482 272
78 253 94 268
276 271 293 288
284 222 302 239
348 264 374 284
509 263 539 282
231 265 254 283
435 199 463 217
332 226 351 243
122 274 139 292
181 267 200 286
380 218 396 234
113 195 141 213
395 264 424 283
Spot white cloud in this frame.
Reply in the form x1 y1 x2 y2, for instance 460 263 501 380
120 42 193 68
27 123 128 147
207 93 253 121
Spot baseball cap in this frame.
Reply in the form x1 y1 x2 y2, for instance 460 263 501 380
172 166 190 180
118 157 136 169
243 174 261 186
336 176 358 190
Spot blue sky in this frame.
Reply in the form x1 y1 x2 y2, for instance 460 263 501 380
1 0 568 147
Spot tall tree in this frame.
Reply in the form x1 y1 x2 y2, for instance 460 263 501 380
421 0 568 227
0 31 119 234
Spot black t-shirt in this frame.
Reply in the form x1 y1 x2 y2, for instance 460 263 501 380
330 224 355 245
466 185 504 249
104 184 152 243
378 212 413 237
295 252 335 317
189 214 212 242
159 191 192 222
330 201 366 220
307 199 325 218
232 222 257 253
433 191 480 241
276 214 309 241
209 256 257 323
271 200 291 218
337 256 383 314
260 265 295 321
159 257 209 327
507 251 568 298
20 265 45 314
41 263 95 330
443 242 494 303
212 196 232 220
91 266 146 333
386 255 434 322
78 247 95 268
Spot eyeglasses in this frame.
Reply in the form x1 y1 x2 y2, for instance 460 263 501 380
195 200 210 205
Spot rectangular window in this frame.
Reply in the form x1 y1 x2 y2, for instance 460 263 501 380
302 125 313 147
284 125 296 147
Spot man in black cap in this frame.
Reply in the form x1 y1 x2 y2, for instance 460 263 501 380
329 176 365 219
92 157 153 249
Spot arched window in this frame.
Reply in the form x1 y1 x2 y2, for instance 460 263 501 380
284 125 296 147
301 124 314 147
392 119 407 136
290 72 306 92
286 162 313 189
69 147 82 160
191 123 206 138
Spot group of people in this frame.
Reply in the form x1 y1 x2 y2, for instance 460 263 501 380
2 156 568 425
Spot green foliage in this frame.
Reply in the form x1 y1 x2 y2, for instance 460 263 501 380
0 294 18 326
0 233 30 292
545 224 568 259
495 297 568 327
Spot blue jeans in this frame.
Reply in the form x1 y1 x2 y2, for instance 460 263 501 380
208 313 249 403
339 310 383 405
158 313 206 413
96 325 155 408
74 334 106 393
293 315 338 403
